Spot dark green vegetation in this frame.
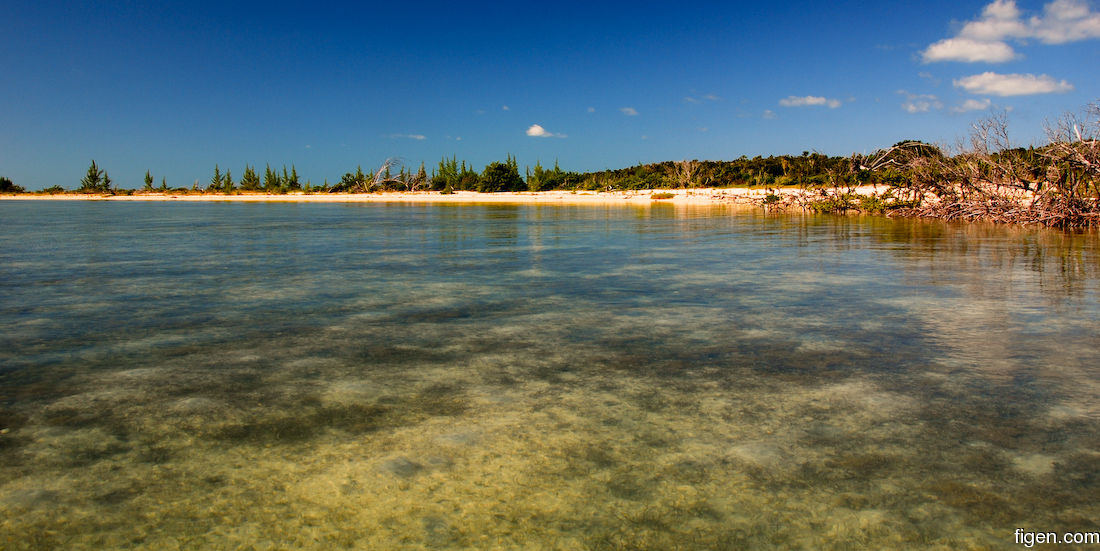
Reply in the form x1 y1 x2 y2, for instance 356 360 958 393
0 176 24 193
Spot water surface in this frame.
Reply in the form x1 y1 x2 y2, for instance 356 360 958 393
1 201 1098 549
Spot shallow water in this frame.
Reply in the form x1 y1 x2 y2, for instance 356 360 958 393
1 201 1098 549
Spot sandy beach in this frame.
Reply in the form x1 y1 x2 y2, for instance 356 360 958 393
0 185 888 205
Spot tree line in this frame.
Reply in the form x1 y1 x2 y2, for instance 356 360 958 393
3 101 1096 225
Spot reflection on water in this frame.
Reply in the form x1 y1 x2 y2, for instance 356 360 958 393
1 202 1098 549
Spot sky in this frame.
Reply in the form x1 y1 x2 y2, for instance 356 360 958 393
1 0 1098 190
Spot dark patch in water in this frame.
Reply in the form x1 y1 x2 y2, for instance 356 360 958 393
422 515 457 546
666 459 710 484
94 486 139 506
40 406 108 429
137 443 175 465
582 446 618 470
926 480 1016 523
827 453 898 479
415 383 469 417
65 441 131 467
1 488 60 509
382 456 425 478
606 473 653 501
212 403 396 444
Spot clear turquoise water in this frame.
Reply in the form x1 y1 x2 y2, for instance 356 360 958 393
1 201 1098 549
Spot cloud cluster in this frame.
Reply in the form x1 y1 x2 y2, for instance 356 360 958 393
620 107 639 116
389 133 426 140
922 0 1100 62
684 94 721 104
952 98 993 112
779 95 842 108
898 91 944 113
953 72 1073 95
526 124 567 138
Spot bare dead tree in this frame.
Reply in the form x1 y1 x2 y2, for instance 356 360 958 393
1042 101 1100 201
667 160 699 188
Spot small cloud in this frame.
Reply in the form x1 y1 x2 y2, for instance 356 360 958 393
620 107 639 116
953 71 1073 96
456 137 462 141
305 144 312 149
779 95 842 108
587 107 596 113
898 90 944 113
921 37 1018 63
684 94 721 104
698 127 708 132
502 105 510 111
952 98 993 112
762 109 777 119
918 71 942 85
526 124 567 138
389 133 426 140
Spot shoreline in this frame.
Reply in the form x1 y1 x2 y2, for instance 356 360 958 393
0 186 888 206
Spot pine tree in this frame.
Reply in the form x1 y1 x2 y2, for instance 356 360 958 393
211 165 223 191
144 170 154 191
416 161 427 189
101 172 112 193
287 165 300 190
223 169 234 192
264 164 279 191
79 160 103 192
160 177 168 191
241 165 260 190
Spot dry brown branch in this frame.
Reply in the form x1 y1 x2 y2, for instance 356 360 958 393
667 160 699 188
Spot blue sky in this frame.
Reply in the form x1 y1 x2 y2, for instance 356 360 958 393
2 0 1098 190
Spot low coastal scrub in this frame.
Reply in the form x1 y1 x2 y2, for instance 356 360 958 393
6 101 1098 226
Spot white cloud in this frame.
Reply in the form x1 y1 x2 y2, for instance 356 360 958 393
684 94 721 104
898 91 944 113
587 107 596 113
1034 0 1100 43
762 109 777 119
502 105 510 111
620 107 639 116
959 0 1029 41
952 98 993 112
921 38 1018 62
779 95 842 108
923 0 1100 63
953 72 1073 95
525 124 567 138
389 133 426 140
